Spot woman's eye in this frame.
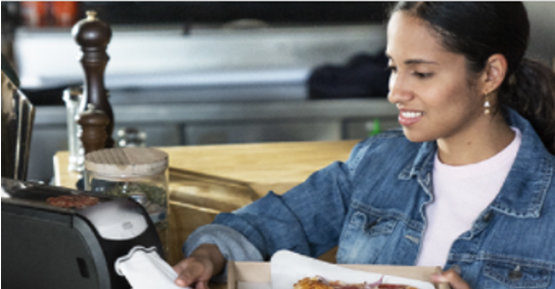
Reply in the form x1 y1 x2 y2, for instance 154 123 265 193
412 71 434 79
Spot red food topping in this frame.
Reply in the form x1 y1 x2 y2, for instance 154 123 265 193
46 195 99 208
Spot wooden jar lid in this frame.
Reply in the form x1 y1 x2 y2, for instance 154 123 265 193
85 147 168 177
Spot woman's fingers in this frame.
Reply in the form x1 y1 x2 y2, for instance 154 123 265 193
173 257 213 288
194 280 210 289
432 268 471 289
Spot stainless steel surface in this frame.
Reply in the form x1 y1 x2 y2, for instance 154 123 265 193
1 71 35 180
14 24 386 92
34 99 397 126
108 82 308 104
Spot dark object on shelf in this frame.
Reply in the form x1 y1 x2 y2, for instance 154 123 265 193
21 84 78 106
308 51 390 99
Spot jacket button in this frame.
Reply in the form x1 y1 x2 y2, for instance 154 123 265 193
509 266 523 280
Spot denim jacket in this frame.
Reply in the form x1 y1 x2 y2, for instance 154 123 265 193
185 108 554 288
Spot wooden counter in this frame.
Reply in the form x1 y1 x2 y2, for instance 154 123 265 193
53 140 358 265
53 140 358 194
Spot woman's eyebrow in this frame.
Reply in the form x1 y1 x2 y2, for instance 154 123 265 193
385 54 439 66
404 59 440 65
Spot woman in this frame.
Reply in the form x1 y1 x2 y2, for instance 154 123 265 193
174 2 555 289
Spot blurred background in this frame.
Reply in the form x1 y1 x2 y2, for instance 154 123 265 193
2 1 554 182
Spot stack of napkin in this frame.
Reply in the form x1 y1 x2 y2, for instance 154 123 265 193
115 246 190 289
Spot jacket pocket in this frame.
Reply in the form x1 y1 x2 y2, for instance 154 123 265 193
349 210 397 235
484 261 552 289
337 210 398 263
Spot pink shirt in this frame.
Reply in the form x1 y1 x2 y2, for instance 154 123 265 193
416 128 522 266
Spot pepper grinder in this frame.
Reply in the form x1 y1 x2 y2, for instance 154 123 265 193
72 10 114 148
78 104 109 154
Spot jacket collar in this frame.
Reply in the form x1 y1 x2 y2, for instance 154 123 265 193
399 108 554 218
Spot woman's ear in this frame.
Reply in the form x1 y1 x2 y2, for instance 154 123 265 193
481 53 508 94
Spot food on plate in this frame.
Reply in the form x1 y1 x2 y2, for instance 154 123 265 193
293 276 418 289
46 195 99 208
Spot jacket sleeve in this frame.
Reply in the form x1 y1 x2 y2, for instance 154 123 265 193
211 139 373 260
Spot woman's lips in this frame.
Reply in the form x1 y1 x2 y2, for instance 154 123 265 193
398 110 424 126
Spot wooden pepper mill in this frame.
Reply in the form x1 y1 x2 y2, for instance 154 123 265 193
78 104 109 154
72 10 114 148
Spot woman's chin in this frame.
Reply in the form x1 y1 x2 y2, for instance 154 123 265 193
402 128 432 143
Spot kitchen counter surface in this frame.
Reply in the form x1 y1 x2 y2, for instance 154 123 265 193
53 139 358 194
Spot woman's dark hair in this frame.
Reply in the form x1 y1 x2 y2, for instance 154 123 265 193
392 2 555 154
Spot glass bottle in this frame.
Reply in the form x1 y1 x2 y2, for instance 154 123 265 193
62 85 85 172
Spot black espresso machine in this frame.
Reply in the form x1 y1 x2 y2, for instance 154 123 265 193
1 177 163 289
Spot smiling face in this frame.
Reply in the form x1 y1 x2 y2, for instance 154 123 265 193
386 11 485 143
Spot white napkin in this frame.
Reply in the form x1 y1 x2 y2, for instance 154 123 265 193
270 250 435 289
115 246 191 289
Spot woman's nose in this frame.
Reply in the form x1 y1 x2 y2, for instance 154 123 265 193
387 74 413 104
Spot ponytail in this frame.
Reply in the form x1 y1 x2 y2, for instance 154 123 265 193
500 58 555 154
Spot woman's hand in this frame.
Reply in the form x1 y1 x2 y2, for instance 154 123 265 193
432 267 471 289
173 244 226 289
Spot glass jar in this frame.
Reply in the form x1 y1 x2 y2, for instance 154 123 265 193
84 147 169 254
